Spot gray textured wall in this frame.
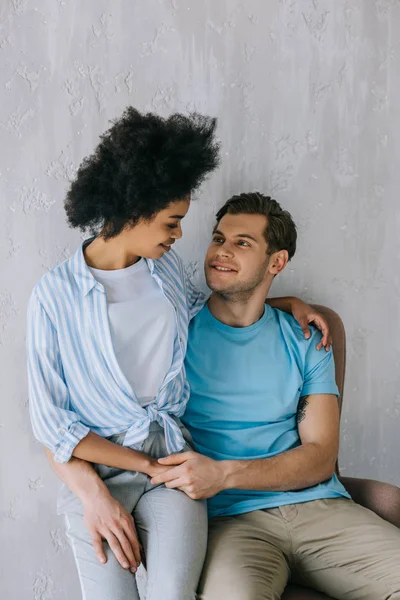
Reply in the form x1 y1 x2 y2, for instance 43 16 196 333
1 0 399 598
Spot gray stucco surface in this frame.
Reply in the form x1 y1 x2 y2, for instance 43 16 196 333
0 1 399 597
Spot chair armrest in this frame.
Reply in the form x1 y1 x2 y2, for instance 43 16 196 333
340 476 400 528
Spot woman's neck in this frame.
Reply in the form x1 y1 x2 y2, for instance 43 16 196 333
84 234 141 271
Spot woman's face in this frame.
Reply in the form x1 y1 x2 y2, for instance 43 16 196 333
129 196 190 259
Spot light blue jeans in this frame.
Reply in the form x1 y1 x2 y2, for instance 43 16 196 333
58 419 208 600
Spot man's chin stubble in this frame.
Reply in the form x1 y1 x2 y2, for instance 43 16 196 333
211 286 256 304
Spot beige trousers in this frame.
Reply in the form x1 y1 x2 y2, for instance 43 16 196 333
198 498 400 600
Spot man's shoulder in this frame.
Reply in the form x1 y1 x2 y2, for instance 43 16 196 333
269 307 321 349
189 302 208 324
269 306 304 335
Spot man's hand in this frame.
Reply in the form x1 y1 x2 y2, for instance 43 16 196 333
82 489 142 573
145 457 175 480
291 298 332 351
150 451 226 500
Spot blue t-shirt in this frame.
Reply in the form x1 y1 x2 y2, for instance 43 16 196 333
183 303 350 519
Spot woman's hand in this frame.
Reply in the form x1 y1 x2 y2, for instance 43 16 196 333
291 298 332 351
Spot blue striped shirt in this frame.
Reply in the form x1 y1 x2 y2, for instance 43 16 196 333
26 242 206 463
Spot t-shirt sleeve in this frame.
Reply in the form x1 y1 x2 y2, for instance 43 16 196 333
301 327 339 397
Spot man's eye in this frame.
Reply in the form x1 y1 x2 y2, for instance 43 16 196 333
212 237 224 243
238 241 250 247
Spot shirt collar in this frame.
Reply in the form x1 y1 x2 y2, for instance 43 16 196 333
71 238 157 296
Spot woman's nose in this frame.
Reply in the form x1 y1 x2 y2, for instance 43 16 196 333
172 223 183 240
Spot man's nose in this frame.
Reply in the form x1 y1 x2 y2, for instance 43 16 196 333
216 241 234 258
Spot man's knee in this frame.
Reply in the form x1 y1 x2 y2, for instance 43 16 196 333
198 567 282 600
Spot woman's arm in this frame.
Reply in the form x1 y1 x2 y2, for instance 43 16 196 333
265 296 296 313
266 296 331 351
72 431 154 474
27 291 158 472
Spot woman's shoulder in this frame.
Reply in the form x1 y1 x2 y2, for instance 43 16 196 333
155 247 186 280
32 253 77 306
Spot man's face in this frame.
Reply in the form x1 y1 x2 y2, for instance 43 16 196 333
205 213 272 297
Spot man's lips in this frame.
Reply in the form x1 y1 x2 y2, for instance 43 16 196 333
208 262 237 273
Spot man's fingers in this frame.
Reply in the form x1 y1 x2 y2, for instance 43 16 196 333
114 525 139 572
104 530 131 570
164 477 185 490
151 466 184 485
158 452 191 466
122 521 142 568
91 531 107 565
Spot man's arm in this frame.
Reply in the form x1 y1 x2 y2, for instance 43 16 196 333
152 394 339 499
221 393 339 492
45 449 143 571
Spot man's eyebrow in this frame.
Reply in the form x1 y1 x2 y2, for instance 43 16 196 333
235 233 258 243
212 229 259 243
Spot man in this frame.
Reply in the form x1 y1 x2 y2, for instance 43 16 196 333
151 192 400 599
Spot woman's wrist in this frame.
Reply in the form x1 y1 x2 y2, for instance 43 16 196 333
140 456 157 476
128 449 154 475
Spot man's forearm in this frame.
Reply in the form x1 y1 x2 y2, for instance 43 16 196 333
220 443 336 493
45 448 109 504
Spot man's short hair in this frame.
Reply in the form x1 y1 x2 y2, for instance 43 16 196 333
215 192 297 260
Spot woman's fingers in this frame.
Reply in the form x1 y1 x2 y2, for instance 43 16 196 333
311 316 331 351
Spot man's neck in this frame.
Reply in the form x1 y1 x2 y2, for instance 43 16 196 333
207 289 268 328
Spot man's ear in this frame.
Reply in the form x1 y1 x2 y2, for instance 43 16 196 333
268 250 289 276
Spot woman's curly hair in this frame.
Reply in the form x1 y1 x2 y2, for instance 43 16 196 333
65 107 220 238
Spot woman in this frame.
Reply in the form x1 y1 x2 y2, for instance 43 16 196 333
27 107 330 600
